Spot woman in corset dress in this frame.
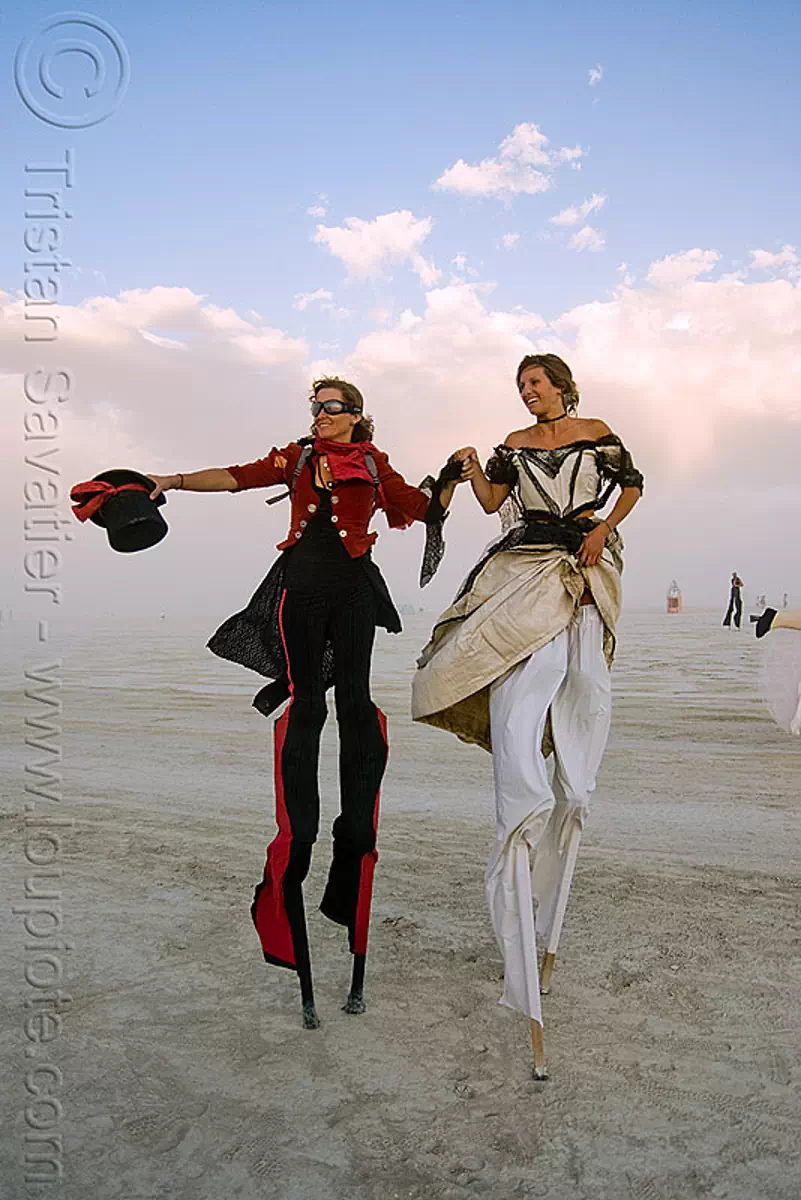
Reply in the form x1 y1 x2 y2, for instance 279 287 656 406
412 354 644 1078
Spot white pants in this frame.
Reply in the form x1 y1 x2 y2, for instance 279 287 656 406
485 606 612 1022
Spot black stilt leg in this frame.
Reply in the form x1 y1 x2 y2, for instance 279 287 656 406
343 952 366 1015
283 844 320 1029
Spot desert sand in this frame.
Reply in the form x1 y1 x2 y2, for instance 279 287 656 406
2 610 801 1199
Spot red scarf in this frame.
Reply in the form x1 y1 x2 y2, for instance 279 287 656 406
70 479 150 521
312 438 378 485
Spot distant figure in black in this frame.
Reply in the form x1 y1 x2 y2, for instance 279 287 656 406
723 572 744 629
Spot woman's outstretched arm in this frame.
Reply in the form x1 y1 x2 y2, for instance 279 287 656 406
146 448 293 499
146 469 239 499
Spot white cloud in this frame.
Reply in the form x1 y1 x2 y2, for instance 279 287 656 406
554 147 584 169
588 64 603 86
568 225 605 253
9 262 797 493
4 260 801 616
452 254 467 270
551 193 606 226
313 210 441 286
294 288 333 311
307 193 328 218
646 248 721 287
368 307 392 326
138 329 188 350
750 244 800 277
433 122 585 198
318 258 801 490
500 233 521 250
294 288 350 320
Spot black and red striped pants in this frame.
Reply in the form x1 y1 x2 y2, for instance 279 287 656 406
251 577 389 968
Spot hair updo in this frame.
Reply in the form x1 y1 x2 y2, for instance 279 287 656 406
309 376 375 441
515 354 580 414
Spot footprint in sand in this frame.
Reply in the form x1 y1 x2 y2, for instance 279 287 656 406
119 1099 208 1153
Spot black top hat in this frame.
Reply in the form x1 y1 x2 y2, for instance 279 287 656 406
73 469 168 553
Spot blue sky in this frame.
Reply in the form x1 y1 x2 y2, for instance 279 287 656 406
3 0 799 330
2 0 801 615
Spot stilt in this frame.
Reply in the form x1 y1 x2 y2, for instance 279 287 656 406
539 820 582 995
539 952 556 995
343 952 366 1014
530 1019 548 1080
283 856 320 1029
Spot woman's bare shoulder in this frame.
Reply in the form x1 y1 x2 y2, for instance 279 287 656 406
502 429 529 449
577 417 614 439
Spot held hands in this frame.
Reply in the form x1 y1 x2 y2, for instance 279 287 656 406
578 523 610 567
146 473 181 500
450 446 482 482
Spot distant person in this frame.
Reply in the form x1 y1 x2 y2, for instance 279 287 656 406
722 572 744 628
146 377 461 1029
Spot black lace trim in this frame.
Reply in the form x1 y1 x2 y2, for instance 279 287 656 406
594 438 644 492
485 435 644 503
485 449 518 486
417 456 462 587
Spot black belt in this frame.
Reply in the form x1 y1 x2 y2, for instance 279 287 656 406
519 510 597 553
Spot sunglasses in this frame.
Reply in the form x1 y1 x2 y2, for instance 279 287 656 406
311 399 361 417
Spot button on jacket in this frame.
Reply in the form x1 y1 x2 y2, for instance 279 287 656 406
227 442 431 558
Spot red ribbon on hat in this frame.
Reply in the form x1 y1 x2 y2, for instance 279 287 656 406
70 479 151 522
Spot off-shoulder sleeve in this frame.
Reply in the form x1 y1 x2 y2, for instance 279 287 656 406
596 436 644 492
226 444 298 491
484 445 518 486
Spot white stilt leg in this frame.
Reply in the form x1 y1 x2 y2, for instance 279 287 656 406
530 1019 548 1081
539 819 582 995
487 607 610 1079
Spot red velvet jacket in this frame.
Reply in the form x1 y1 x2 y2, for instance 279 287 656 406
227 441 431 557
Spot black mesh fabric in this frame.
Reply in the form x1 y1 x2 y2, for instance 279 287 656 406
207 551 401 718
485 448 519 486
595 436 644 492
417 456 462 587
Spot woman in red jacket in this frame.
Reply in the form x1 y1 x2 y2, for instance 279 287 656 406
147 378 459 1029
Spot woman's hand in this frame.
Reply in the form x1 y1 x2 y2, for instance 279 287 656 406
146 473 181 500
451 446 481 482
578 524 609 567
450 446 510 513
